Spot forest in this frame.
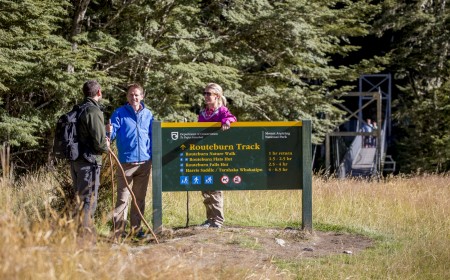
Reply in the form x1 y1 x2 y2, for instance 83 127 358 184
1 0 449 174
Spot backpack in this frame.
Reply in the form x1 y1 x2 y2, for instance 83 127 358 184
53 103 92 161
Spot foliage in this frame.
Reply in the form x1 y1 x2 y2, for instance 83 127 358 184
93 0 385 145
0 0 116 171
1 0 387 172
373 0 450 172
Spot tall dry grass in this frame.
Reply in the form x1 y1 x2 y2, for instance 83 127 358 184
0 171 221 279
0 171 448 279
269 175 449 279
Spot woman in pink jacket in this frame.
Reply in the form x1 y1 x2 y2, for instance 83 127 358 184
198 83 237 228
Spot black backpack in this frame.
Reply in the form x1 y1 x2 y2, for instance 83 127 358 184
53 103 92 161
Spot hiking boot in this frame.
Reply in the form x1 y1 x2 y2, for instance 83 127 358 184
200 220 211 228
209 222 222 228
135 230 148 240
199 220 222 228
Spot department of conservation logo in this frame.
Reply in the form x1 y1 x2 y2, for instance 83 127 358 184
171 132 179 140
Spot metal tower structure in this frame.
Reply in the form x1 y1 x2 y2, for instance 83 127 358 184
358 74 392 138
324 73 395 177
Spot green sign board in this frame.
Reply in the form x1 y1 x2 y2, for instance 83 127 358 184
152 120 312 232
159 122 303 191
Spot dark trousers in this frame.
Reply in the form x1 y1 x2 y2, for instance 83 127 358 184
70 160 101 232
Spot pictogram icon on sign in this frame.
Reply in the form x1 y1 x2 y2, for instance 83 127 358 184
171 132 179 140
220 175 229 184
192 175 201 184
233 175 242 184
180 176 189 185
204 175 213 184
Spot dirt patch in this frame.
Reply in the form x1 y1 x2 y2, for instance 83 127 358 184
125 226 373 277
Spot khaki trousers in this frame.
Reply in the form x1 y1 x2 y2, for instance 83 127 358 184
201 190 224 226
113 161 152 234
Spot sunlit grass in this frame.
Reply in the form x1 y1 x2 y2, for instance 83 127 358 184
274 175 450 279
0 171 448 279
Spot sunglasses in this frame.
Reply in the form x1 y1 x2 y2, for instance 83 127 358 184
203 91 215 97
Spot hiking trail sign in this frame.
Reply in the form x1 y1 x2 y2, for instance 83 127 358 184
152 121 312 231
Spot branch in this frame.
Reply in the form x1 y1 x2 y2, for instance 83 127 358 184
103 0 138 29
104 56 138 72
36 100 52 110
253 104 272 121
90 45 117 55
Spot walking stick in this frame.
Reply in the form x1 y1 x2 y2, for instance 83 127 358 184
108 150 116 235
108 147 159 244
107 125 117 235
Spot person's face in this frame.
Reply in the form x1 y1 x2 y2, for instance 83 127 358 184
127 88 143 106
204 88 218 107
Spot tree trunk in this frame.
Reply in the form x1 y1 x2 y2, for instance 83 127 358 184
68 0 91 73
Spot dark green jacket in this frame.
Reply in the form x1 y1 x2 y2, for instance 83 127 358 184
77 97 108 165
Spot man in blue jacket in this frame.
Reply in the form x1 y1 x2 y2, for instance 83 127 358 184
108 83 153 239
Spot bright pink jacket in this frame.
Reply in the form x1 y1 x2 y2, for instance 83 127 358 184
198 106 237 125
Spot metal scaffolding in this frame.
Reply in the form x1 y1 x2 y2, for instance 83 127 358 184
325 74 395 177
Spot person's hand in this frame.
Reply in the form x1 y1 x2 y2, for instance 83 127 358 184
105 137 111 148
221 120 231 131
105 122 112 135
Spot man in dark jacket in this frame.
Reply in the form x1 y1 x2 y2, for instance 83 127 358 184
71 80 109 238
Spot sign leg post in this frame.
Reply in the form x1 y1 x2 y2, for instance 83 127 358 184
302 120 313 232
152 120 163 233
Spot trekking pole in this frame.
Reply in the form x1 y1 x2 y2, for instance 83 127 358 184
108 152 116 235
108 147 159 244
106 121 117 235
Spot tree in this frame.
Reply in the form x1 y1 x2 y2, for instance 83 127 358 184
0 0 115 170
88 0 386 144
0 0 388 172
374 0 450 172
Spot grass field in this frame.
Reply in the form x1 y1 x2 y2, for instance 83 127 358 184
0 171 448 279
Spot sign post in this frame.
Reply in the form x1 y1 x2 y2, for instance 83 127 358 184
152 121 312 232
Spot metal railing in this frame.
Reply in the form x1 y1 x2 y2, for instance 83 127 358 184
338 109 395 178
